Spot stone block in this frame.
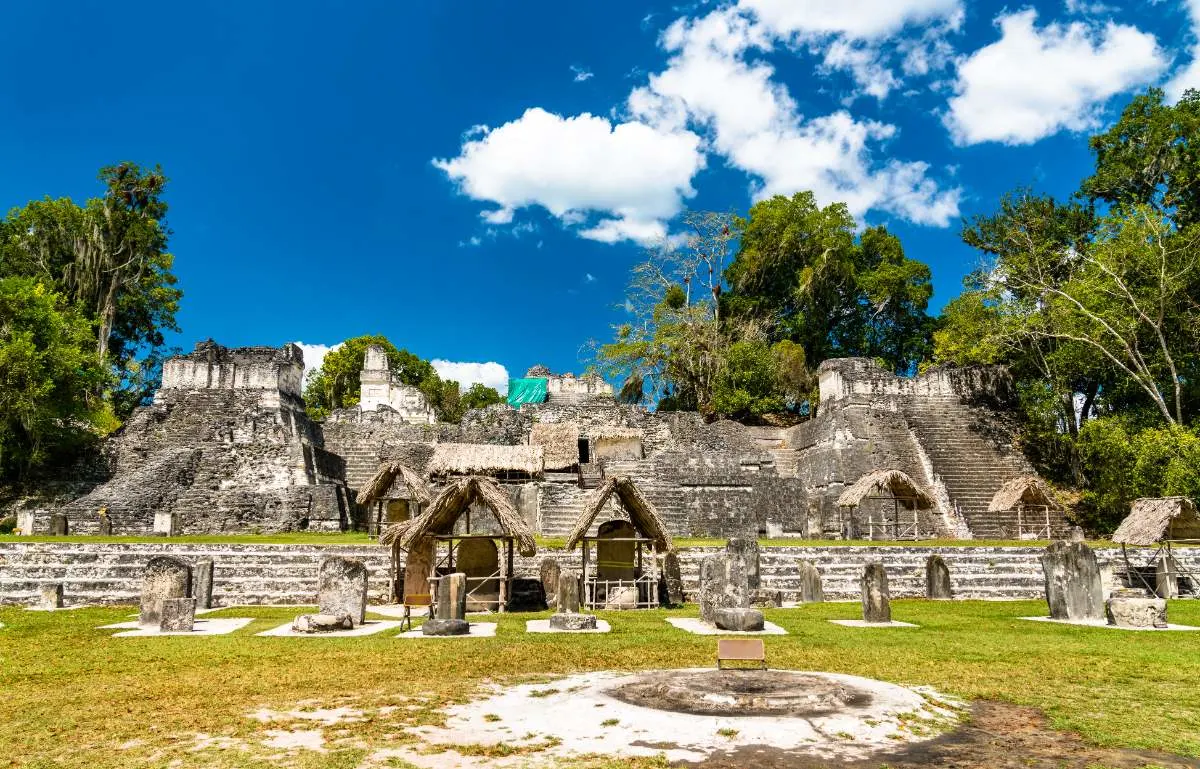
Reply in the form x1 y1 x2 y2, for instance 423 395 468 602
750 589 783 608
925 554 952 600
861 562 891 623
434 572 468 621
540 557 561 609
318 556 368 626
557 569 581 614
726 537 761 590
712 607 765 632
549 612 598 631
140 555 192 626
1039 540 1104 622
49 514 68 536
764 520 783 539
605 585 639 610
699 553 750 624
153 511 179 536
421 618 470 636
292 613 353 633
39 583 63 610
160 597 197 632
1068 526 1086 542
16 511 34 536
193 559 214 609
1156 554 1179 599
98 516 113 536
1106 595 1168 628
663 551 684 607
797 561 824 603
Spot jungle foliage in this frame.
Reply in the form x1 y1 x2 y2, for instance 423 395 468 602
0 163 178 482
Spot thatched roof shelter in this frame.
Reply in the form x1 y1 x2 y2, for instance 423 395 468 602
837 469 933 509
1112 497 1200 546
530 421 580 471
987 475 1060 512
356 461 433 506
426 443 544 477
566 476 673 551
390 475 537 556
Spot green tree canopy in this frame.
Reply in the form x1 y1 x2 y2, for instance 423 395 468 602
723 192 935 374
0 278 114 481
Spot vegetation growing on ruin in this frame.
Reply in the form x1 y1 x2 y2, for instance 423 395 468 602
1 600 1198 766
301 334 503 422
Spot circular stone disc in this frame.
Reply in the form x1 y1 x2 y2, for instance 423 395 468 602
608 669 872 717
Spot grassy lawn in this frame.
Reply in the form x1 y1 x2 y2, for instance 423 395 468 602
0 532 1130 549
1 599 1198 767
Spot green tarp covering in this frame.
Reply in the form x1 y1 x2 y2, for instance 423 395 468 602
507 377 548 407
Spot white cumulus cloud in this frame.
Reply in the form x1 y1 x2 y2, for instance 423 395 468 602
431 360 511 395
944 9 1167 146
1166 0 1200 102
740 0 962 41
433 107 705 245
293 342 341 381
629 7 962 225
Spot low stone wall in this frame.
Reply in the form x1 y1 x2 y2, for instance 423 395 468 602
1 541 1194 607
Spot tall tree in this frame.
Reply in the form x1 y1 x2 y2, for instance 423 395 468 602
723 192 936 373
0 278 113 481
2 163 181 415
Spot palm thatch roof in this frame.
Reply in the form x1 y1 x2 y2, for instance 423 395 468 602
355 461 433 506
566 476 673 551
837 469 934 509
390 475 537 556
987 475 1061 512
530 421 580 471
379 517 420 547
426 443 544 477
1112 497 1200 546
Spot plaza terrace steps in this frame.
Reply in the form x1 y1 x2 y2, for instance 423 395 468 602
6 541 1196 607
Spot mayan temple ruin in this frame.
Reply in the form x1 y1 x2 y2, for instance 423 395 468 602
28 341 1070 541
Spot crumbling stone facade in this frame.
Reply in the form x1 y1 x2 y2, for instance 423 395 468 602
36 343 1068 540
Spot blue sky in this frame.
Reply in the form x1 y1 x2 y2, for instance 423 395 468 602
2 1 1197 393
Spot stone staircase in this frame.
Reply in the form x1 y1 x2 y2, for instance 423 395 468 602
603 458 689 535
903 398 1068 539
537 483 589 538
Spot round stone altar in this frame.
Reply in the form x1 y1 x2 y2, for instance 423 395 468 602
609 668 872 717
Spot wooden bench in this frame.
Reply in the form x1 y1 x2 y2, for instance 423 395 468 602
400 593 432 632
716 638 766 670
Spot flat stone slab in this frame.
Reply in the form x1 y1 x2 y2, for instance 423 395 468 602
100 618 253 637
25 605 88 612
257 620 402 638
829 619 920 628
396 622 497 639
666 617 786 635
1019 616 1200 632
526 619 611 634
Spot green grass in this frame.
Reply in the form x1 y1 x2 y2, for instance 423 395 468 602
0 532 1137 549
2 600 1199 767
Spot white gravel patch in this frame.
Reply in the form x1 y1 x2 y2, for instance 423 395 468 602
100 618 254 637
525 619 611 634
396 622 497 639
666 617 787 635
1019 616 1200 631
257 619 402 637
387 669 961 766
829 619 920 628
262 728 325 752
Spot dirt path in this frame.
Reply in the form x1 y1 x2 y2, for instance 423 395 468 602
684 700 1200 769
